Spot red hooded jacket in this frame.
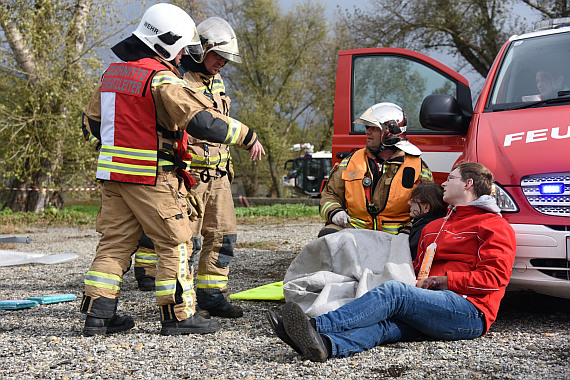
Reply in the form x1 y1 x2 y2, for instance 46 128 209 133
414 199 516 333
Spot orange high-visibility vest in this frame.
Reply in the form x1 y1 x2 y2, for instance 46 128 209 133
343 148 421 232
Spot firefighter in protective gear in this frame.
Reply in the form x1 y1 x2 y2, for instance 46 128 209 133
196 17 242 63
319 102 433 237
134 17 265 319
80 3 260 336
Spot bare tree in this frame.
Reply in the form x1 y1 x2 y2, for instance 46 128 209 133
520 0 569 18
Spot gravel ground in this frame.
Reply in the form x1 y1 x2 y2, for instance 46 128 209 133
0 221 569 379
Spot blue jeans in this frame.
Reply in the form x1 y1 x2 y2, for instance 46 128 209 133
315 281 484 358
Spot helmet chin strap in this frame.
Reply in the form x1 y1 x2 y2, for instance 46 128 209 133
369 145 386 156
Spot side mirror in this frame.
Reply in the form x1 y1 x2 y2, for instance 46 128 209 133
420 94 471 132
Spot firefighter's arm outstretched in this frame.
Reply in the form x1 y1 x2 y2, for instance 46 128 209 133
186 108 265 160
153 77 264 160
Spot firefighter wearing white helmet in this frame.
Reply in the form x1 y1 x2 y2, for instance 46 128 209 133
132 2 203 61
80 4 262 336
319 102 433 237
131 16 265 319
198 17 242 63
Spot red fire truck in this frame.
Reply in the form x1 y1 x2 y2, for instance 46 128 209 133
331 20 570 298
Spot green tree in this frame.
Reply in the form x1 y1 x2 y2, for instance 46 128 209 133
0 0 133 211
208 0 331 197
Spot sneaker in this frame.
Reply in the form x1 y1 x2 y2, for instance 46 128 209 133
160 314 221 335
206 301 244 318
83 314 135 336
137 277 155 291
282 302 330 362
265 310 303 354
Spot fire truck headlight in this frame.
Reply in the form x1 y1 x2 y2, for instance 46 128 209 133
492 183 519 212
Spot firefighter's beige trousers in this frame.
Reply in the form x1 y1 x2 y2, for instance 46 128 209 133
190 170 237 309
83 171 196 321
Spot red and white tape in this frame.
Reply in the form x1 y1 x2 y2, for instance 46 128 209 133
3 187 99 192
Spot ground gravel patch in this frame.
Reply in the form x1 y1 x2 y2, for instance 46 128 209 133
0 222 568 379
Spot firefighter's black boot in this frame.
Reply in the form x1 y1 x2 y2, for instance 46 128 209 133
206 300 244 318
134 267 155 291
160 304 220 335
84 314 135 336
160 314 221 335
137 276 155 291
81 296 134 336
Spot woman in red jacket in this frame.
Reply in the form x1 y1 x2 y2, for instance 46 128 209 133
267 162 516 362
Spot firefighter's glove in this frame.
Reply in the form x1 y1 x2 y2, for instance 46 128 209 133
187 190 204 222
331 210 351 227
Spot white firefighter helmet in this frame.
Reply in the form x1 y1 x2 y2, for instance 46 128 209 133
354 102 407 146
197 17 242 63
133 3 203 61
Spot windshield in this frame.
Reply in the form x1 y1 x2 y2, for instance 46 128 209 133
488 30 570 109
352 55 457 132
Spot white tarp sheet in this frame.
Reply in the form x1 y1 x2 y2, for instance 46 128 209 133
283 229 416 317
0 250 78 266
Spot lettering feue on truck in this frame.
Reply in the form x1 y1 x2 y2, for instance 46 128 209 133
331 19 570 299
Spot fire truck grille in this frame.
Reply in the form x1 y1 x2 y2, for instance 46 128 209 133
521 172 570 217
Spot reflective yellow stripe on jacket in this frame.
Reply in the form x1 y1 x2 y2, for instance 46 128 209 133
349 217 368 229
195 78 225 95
223 117 243 145
151 73 190 89
320 201 341 220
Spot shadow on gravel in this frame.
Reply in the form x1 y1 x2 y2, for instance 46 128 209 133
497 291 570 318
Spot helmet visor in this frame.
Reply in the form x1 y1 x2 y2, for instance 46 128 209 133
214 49 242 64
353 117 380 128
184 43 204 63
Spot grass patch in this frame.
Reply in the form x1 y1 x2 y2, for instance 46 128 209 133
236 214 321 225
0 205 98 232
235 204 321 225
0 203 321 233
235 204 318 217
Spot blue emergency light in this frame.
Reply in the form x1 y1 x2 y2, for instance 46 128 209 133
539 183 564 195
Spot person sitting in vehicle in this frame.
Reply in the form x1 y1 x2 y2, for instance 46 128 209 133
536 69 565 100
